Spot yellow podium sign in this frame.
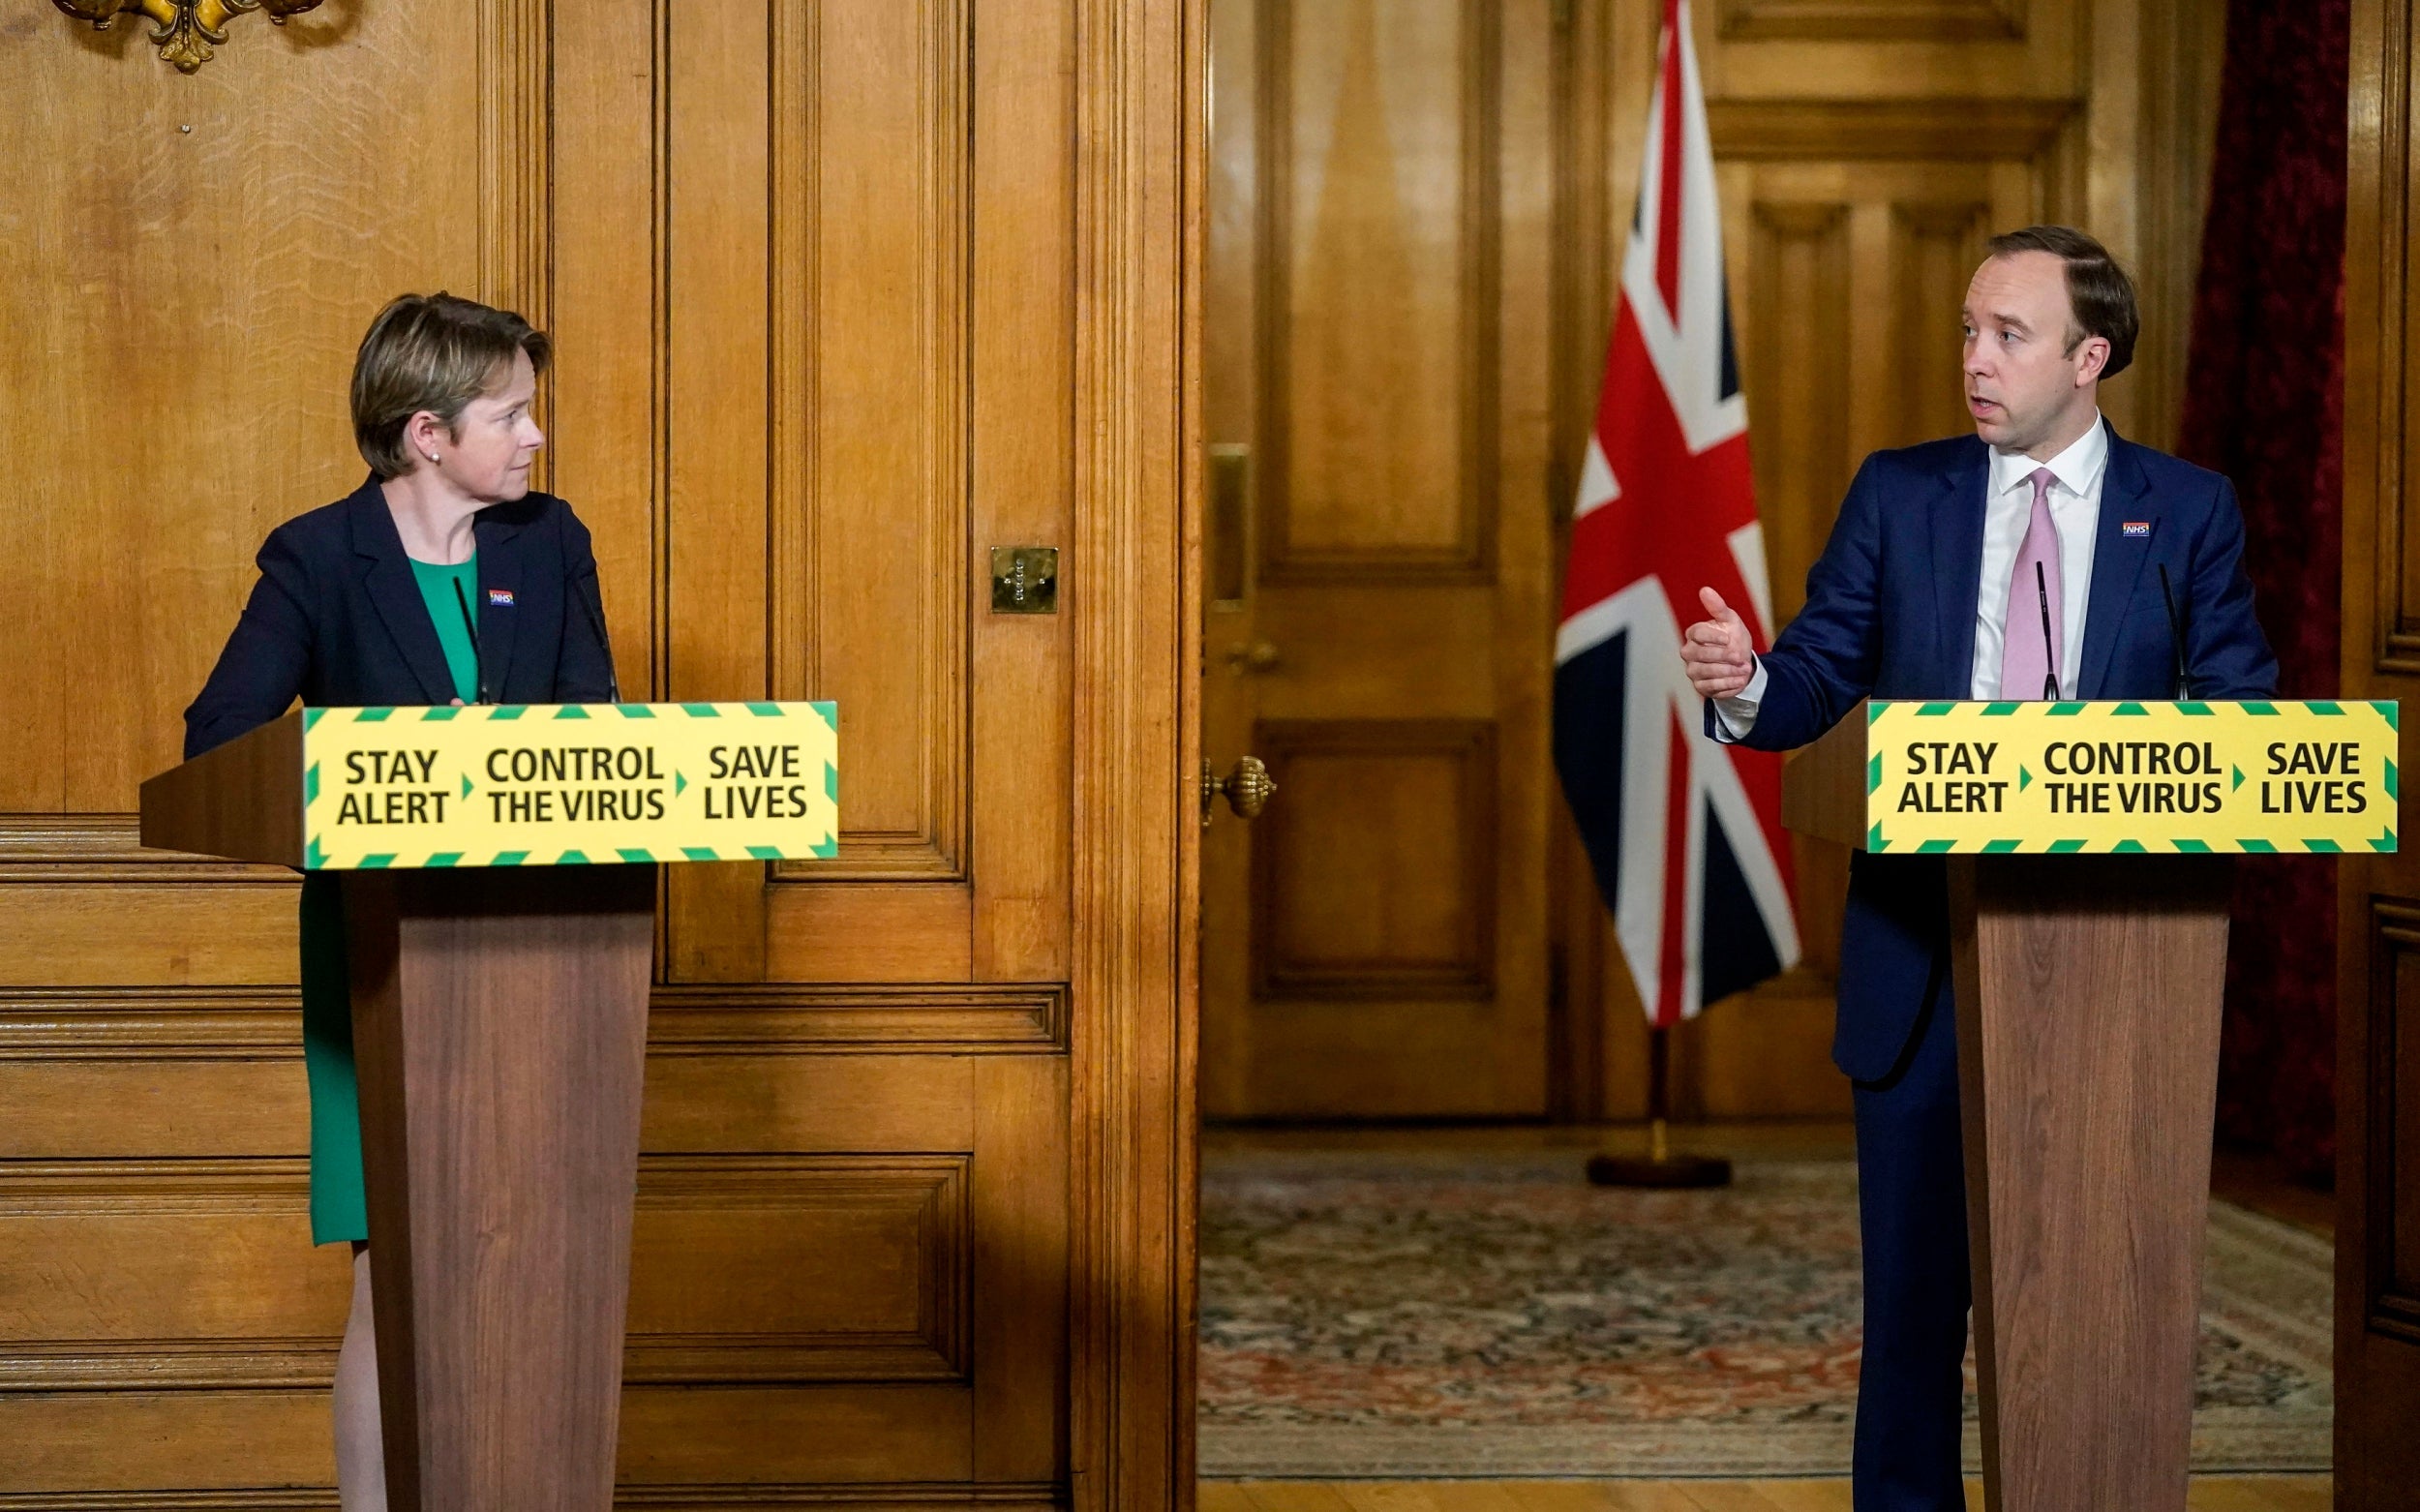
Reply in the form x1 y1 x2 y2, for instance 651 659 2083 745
301 702 837 869
1865 699 2399 855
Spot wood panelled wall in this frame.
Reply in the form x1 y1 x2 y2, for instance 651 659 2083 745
2339 0 2420 1497
0 2 1198 1506
1553 0 2228 1119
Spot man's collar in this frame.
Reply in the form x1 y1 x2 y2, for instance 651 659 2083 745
1989 410 2107 498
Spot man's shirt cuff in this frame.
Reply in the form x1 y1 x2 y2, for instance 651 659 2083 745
1709 657 1768 742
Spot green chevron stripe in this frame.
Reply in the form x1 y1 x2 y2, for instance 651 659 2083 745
812 702 838 729
2047 839 2087 853
1981 702 2019 715
426 852 463 867
825 762 839 801
2239 838 2278 853
2231 766 2246 791
2374 830 2399 853
675 771 688 796
2377 701 2400 731
746 845 782 861
304 763 320 805
2113 839 2147 853
2389 761 2401 802
1917 702 1956 716
2308 701 2344 715
304 708 325 731
682 846 721 862
618 848 656 863
358 853 396 868
2241 702 2279 715
1981 838 2020 853
2177 702 2213 715
357 708 393 723
681 703 720 717
490 705 528 720
746 702 783 716
812 836 838 858
2174 838 2213 853
557 849 591 864
2113 703 2149 716
1867 823 1888 852
616 704 655 717
1916 839 1954 854
2017 766 2033 791
305 836 328 869
420 705 461 721
1866 753 1881 794
461 774 473 799
2306 838 2344 854
554 705 591 719
493 850 529 865
2048 703 2085 716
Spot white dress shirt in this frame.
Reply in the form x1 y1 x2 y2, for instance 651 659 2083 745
1713 414 2108 737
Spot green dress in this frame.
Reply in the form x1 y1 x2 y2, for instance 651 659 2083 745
299 555 478 1245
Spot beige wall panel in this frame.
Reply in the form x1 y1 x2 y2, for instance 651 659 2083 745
0 4 483 817
1268 0 1490 574
968 0 1077 983
0 1391 336 1494
639 1054 978 1153
773 0 970 881
615 1385 973 1483
0 885 295 988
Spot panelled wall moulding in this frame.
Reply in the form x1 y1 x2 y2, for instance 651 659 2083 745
1715 0 2026 43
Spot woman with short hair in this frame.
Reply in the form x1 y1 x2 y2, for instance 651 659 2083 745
184 291 619 1506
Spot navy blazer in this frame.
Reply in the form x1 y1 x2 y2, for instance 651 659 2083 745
1713 424 2278 1081
185 476 617 759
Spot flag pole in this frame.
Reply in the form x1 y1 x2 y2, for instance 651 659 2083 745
1586 1023 1733 1188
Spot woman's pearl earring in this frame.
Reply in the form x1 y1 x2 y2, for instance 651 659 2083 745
426 451 440 464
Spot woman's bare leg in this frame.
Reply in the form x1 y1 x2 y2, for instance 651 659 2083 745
333 1242 387 1510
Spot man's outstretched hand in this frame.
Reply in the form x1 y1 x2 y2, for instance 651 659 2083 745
1680 587 1755 699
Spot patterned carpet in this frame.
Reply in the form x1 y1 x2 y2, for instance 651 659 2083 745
1197 1151 2332 1478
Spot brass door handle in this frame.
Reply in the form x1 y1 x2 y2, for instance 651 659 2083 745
1200 756 1276 826
1224 640 1282 674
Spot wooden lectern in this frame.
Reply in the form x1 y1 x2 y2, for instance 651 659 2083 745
140 711 657 1509
1783 701 2268 1511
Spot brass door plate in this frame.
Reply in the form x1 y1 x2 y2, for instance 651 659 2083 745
990 546 1060 614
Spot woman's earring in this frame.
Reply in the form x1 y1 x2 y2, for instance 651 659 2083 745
426 451 440 464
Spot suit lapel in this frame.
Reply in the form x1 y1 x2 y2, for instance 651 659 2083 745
348 480 456 705
2076 425 2154 699
1930 439 1990 698
474 509 527 702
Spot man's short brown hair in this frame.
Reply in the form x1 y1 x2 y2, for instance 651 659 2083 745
350 292 551 479
1982 226 2139 380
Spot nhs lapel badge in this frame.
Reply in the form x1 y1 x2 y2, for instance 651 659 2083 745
487 588 517 607
2120 521 2151 538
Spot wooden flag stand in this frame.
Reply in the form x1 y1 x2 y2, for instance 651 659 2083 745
1586 1024 1732 1189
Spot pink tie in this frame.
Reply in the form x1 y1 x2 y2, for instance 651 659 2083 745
1997 468 2064 700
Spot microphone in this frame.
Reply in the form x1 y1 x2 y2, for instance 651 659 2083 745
2158 563 2191 701
572 571 622 705
449 577 490 704
2035 559 2059 701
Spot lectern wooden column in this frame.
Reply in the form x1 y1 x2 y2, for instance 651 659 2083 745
138 700 841 1509
1782 697 2395 1511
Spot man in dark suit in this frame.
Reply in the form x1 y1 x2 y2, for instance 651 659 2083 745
1679 227 2277 1510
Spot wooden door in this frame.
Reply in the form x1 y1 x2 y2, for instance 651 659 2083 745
2338 0 2420 1498
1200 0 1559 1120
0 2 1197 1505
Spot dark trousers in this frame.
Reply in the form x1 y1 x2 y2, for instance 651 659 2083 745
1850 973 1972 1512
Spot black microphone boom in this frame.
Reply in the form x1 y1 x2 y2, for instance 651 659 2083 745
2158 563 2191 701
574 571 622 705
450 576 489 704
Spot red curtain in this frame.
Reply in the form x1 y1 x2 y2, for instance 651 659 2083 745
2175 0 2349 1182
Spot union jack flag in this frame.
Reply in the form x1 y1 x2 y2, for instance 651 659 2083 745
1553 0 1799 1026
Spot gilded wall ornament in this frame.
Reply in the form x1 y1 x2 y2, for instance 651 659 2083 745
54 0 325 75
